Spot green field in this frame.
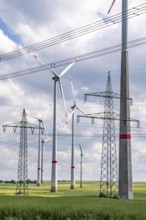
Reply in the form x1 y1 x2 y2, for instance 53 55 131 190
0 181 146 220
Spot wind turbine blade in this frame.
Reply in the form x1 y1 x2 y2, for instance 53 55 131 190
32 54 59 77
68 73 76 105
41 104 52 120
79 144 83 156
77 107 87 115
42 120 48 137
58 78 67 119
67 107 76 123
108 0 116 14
60 61 75 77
44 137 52 142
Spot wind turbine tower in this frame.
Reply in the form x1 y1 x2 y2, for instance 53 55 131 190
70 106 75 189
41 138 44 184
79 144 83 188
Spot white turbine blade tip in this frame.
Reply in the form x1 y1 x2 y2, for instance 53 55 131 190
58 79 67 121
68 73 76 105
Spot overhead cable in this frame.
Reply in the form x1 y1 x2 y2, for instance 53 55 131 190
0 3 145 62
0 36 146 80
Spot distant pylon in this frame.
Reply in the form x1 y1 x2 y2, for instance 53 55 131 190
3 109 44 195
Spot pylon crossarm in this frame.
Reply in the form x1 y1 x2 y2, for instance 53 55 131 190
77 112 120 124
114 112 139 127
84 92 120 101
26 122 44 134
84 91 133 104
2 122 21 132
2 122 44 133
77 111 139 126
120 116 140 128
27 121 43 128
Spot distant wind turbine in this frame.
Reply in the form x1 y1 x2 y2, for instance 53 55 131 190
68 74 86 189
79 144 83 188
40 137 51 184
40 108 52 184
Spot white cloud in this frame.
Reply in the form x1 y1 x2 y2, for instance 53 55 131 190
0 30 18 53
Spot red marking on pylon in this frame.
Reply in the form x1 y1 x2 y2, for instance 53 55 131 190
120 134 131 139
52 160 57 163
71 166 75 169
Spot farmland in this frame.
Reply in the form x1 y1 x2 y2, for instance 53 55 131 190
0 181 146 219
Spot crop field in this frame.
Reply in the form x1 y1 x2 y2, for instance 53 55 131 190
0 181 146 219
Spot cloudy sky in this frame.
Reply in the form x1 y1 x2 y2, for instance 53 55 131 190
0 0 146 184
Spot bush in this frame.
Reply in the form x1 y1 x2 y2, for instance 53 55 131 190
99 192 108 198
99 192 121 199
11 180 16 184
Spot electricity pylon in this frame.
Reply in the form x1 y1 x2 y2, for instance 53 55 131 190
3 109 44 195
78 73 139 196
85 72 118 195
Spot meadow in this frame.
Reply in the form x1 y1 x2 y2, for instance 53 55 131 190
0 181 146 220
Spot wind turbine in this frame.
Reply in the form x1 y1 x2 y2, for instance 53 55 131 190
40 136 51 184
79 144 83 188
40 109 52 184
32 54 76 192
68 75 86 190
24 113 44 187
32 109 51 186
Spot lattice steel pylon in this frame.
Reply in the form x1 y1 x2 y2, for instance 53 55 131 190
17 109 28 194
85 72 118 195
78 72 139 196
3 109 44 195
100 72 118 195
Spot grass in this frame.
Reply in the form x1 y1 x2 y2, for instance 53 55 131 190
0 181 146 219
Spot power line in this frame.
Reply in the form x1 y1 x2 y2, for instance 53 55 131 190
0 36 146 80
0 3 145 62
